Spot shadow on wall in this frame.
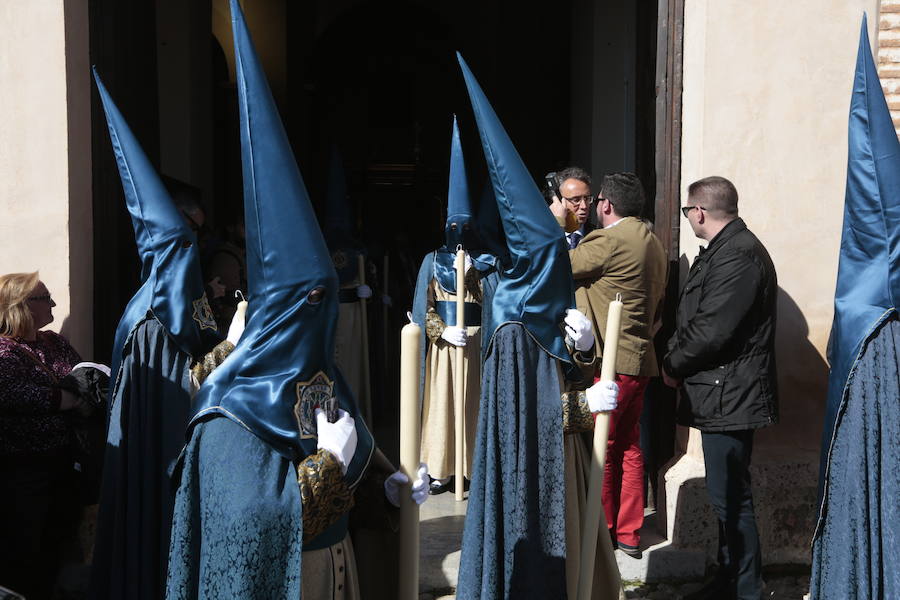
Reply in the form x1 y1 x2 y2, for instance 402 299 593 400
755 287 828 455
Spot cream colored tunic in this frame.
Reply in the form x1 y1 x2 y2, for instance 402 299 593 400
419 279 482 480
301 534 361 600
564 434 626 600
558 365 626 600
334 281 371 425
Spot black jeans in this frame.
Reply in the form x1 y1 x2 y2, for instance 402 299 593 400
0 455 80 600
700 430 762 600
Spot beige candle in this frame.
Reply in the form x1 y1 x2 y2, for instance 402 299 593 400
234 298 248 321
577 294 625 600
399 321 422 600
454 248 466 502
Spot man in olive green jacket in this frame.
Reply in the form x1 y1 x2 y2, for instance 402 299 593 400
551 172 667 556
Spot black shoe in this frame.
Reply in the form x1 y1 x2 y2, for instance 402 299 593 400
450 476 470 493
429 476 453 495
617 541 642 559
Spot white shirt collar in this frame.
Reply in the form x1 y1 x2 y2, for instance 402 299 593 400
604 217 626 229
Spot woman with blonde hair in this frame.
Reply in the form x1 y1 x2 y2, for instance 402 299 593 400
0 272 84 600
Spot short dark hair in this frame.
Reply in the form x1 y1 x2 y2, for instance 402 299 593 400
688 176 738 218
600 172 645 218
557 166 592 189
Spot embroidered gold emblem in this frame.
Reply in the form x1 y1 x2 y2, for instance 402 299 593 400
294 371 336 439
192 295 217 331
332 250 347 270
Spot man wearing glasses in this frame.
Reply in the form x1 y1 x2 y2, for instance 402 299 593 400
551 166 595 248
663 176 778 600
551 172 667 559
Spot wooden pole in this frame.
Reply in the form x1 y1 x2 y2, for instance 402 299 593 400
577 294 625 600
357 255 372 424
399 321 422 600
383 255 390 359
454 248 466 502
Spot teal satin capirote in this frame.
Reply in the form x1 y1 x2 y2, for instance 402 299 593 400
189 0 373 496
94 70 220 381
434 115 496 293
457 53 575 363
816 15 900 523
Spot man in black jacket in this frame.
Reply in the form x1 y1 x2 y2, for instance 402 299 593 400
663 176 777 600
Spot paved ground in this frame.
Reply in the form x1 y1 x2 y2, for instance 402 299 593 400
418 492 811 599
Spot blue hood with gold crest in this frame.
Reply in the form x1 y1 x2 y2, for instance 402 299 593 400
190 0 373 487
94 70 220 377
457 54 575 362
432 115 496 294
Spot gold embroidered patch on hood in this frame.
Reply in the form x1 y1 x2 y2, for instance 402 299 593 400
294 371 336 439
192 295 218 331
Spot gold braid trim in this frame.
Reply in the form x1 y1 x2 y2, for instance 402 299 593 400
562 391 594 434
425 308 446 344
298 449 354 542
190 340 235 385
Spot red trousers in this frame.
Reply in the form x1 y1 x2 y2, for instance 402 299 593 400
597 373 649 548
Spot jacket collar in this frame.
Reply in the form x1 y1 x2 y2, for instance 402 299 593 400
698 217 746 260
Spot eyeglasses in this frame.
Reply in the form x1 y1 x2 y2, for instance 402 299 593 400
681 205 707 218
28 294 53 303
563 195 594 207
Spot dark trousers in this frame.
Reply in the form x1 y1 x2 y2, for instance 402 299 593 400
700 430 762 600
0 456 80 600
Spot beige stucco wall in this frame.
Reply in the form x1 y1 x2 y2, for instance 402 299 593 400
679 0 879 455
0 0 93 357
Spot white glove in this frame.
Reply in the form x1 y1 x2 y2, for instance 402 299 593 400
226 301 247 345
382 294 393 307
464 253 473 270
564 308 594 352
384 463 430 508
586 380 619 413
441 326 468 347
356 284 373 299
315 408 357 474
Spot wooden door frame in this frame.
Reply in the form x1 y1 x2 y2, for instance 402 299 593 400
654 0 684 258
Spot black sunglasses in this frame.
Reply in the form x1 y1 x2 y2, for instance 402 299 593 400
681 205 707 218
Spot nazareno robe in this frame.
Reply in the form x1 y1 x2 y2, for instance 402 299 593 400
412 251 498 480
810 316 900 599
90 317 200 600
457 323 568 599
166 415 305 598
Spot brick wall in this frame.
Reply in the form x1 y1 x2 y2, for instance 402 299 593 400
880 1 900 133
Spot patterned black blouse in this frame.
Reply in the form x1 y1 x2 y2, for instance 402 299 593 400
0 331 81 457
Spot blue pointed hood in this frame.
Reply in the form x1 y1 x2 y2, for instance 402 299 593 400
817 15 900 523
432 116 496 294
445 115 475 249
457 53 574 361
94 69 219 377
191 0 373 488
